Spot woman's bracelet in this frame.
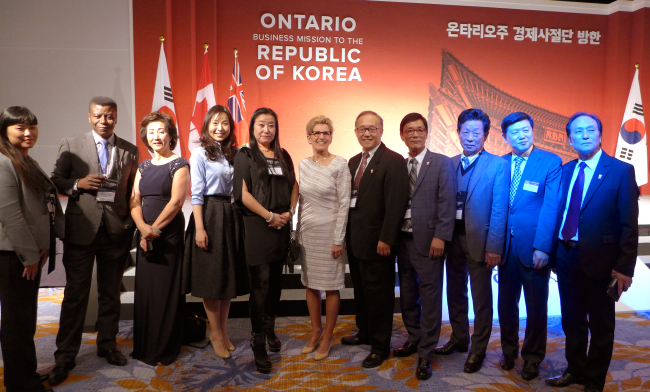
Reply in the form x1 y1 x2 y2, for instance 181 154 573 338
265 212 274 223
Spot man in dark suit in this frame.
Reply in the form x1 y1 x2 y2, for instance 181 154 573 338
497 112 562 381
341 110 409 368
48 97 139 386
546 112 638 392
393 112 456 380
434 108 509 374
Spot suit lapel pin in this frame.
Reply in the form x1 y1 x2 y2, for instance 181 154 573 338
426 161 430 166
371 169 374 174
598 174 602 179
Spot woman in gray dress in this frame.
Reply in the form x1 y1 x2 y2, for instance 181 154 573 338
297 116 351 360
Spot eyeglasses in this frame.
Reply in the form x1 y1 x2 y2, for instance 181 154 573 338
356 126 381 134
403 128 427 136
310 131 332 137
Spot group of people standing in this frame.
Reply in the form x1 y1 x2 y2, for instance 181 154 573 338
0 97 638 392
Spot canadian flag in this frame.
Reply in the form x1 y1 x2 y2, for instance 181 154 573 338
152 41 183 157
615 66 648 186
188 47 216 154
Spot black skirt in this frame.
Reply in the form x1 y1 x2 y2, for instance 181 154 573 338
182 195 249 299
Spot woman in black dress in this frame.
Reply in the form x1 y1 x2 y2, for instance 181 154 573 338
0 107 63 392
182 105 248 359
234 108 298 373
130 112 190 366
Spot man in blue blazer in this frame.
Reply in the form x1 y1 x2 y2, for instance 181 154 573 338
434 108 509 374
393 113 456 380
497 112 562 381
545 112 638 392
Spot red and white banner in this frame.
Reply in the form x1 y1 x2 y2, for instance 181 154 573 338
227 50 248 145
152 41 183 157
615 67 648 186
188 47 216 154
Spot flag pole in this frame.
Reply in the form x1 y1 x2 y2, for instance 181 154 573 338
159 35 164 42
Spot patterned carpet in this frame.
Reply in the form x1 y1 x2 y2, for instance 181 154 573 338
1 289 650 391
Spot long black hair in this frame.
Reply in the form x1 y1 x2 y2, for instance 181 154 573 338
0 106 50 193
248 108 291 183
200 105 238 164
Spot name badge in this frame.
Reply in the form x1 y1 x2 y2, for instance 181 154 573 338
268 161 284 176
456 191 466 220
350 188 358 209
96 179 118 202
523 180 539 193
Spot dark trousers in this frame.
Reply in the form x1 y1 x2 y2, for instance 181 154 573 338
498 239 550 363
0 251 45 392
397 232 444 361
556 241 615 391
348 249 396 357
54 225 130 368
445 234 494 357
248 260 283 333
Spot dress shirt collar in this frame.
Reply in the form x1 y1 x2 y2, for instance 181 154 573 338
92 131 116 146
462 148 482 166
409 148 427 166
362 143 381 160
511 144 534 160
577 148 602 172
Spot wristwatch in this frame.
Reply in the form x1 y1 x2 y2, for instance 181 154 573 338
72 179 80 196
152 227 162 235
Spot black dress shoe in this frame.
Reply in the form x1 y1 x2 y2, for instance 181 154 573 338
341 334 369 346
48 366 70 386
393 341 418 357
98 348 128 366
499 355 515 370
362 353 387 368
522 361 540 381
545 371 583 387
434 341 468 355
415 357 433 380
583 385 600 392
463 353 485 373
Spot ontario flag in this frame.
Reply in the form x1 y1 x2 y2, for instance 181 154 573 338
188 46 216 154
228 49 248 145
152 41 183 157
615 66 648 186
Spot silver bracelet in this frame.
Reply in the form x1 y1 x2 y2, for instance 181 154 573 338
265 212 274 223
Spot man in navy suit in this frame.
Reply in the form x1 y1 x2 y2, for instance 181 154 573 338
393 113 456 380
497 112 562 381
434 108 509 374
545 112 638 392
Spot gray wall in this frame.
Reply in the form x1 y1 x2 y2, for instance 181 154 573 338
0 0 135 174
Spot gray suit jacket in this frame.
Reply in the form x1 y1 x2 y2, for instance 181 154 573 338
51 132 138 246
0 154 64 266
451 150 509 262
409 149 457 256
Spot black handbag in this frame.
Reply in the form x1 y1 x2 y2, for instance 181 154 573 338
286 227 300 273
182 310 210 348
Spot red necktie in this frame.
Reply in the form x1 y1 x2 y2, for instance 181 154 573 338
354 152 370 187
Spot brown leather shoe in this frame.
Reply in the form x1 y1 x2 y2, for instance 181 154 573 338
463 353 485 373
434 341 468 355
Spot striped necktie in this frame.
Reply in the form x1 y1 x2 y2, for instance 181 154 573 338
402 158 418 231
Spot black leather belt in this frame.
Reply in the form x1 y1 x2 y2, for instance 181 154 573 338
560 239 578 249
